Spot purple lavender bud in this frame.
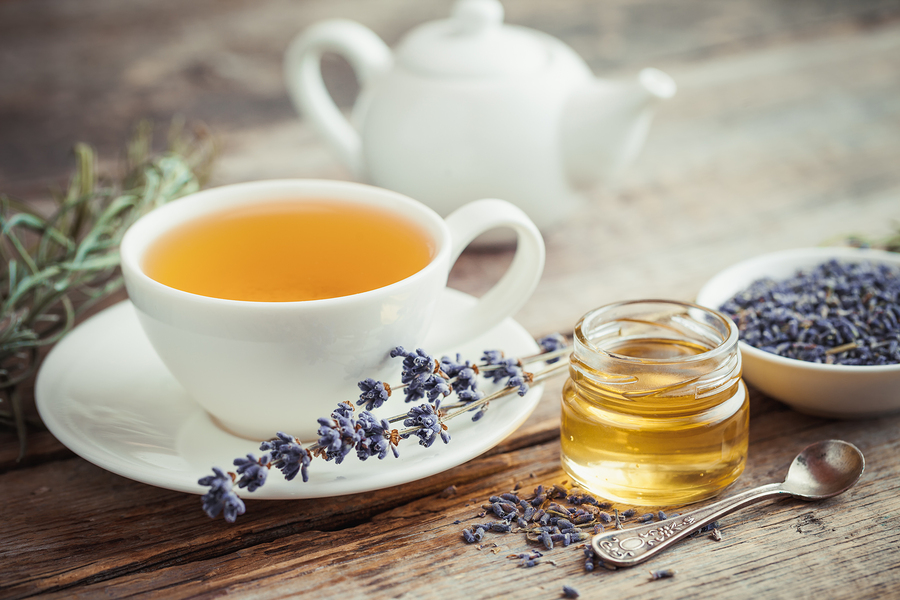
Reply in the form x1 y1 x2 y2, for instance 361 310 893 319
622 508 637 518
639 513 654 523
402 403 450 448
332 402 355 420
550 533 570 545
562 585 580 598
487 358 522 384
540 531 553 550
357 378 390 411
507 374 530 396
198 467 245 523
658 510 668 521
233 453 269 492
423 373 452 403
650 568 676 580
538 332 567 363
697 521 719 534
457 388 485 404
473 526 485 542
260 432 312 482
454 367 479 394
481 349 505 364
597 511 612 523
574 513 593 525
462 529 476 544
490 522 512 533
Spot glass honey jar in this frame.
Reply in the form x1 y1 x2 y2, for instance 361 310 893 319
561 300 749 505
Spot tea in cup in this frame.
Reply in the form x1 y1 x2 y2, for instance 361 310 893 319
120 179 545 440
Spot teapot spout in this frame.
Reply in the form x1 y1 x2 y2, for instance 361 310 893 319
561 68 676 190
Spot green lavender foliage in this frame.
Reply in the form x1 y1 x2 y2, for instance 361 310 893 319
0 121 215 459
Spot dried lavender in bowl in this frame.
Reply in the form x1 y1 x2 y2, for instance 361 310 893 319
719 259 900 365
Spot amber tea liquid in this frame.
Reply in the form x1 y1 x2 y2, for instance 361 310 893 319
143 200 435 302
561 335 749 506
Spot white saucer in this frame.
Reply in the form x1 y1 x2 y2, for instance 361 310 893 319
35 289 543 499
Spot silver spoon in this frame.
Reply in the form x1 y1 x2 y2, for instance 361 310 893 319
591 439 865 568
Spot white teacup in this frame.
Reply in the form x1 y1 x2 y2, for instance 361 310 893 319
120 179 544 440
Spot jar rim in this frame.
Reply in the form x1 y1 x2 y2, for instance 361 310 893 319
575 299 740 365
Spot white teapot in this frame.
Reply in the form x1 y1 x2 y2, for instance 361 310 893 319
285 0 675 231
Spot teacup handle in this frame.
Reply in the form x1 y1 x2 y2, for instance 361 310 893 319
284 20 392 179
424 199 545 350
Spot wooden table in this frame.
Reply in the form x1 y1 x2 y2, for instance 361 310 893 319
2 0 900 598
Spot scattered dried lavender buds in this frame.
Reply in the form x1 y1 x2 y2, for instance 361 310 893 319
650 568 676 580
720 259 900 365
562 584 580 598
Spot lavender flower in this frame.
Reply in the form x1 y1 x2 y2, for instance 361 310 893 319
507 373 532 396
316 405 362 464
234 453 269 492
423 373 452 403
357 378 390 411
402 403 450 447
538 333 567 363
260 432 311 482
391 346 446 403
482 349 505 365
355 410 400 460
198 468 245 523
487 357 521 383
440 353 474 379
457 388 485 403
393 346 438 380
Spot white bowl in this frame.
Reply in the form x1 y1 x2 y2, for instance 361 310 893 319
696 247 900 419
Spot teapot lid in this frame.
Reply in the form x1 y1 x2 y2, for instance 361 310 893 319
395 0 549 77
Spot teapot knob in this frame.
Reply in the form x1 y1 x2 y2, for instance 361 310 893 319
452 0 504 33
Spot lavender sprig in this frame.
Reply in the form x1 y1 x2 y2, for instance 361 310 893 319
199 335 571 521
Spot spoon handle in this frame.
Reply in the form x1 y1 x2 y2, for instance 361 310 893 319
591 483 789 567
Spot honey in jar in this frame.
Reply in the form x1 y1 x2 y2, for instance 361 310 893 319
561 300 749 505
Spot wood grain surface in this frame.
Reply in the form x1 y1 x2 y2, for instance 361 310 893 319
2 0 900 598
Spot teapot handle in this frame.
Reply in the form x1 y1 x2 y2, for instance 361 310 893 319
284 20 392 178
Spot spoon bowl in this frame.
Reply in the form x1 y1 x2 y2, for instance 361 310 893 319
592 440 865 567
784 439 866 500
